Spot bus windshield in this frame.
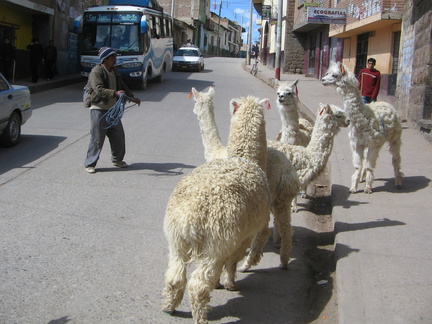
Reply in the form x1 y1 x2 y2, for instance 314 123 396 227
82 12 142 55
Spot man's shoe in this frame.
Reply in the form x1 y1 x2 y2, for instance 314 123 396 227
85 167 96 173
113 161 128 168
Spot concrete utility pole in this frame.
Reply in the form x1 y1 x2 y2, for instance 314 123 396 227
217 0 222 56
247 0 253 65
275 0 282 80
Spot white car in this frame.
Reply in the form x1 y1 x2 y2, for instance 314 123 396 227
0 73 32 147
172 46 204 72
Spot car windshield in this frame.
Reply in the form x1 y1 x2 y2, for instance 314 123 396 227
175 49 199 57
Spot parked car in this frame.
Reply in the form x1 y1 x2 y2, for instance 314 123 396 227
0 73 32 147
172 45 204 72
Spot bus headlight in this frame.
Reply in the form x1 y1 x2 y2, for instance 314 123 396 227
120 62 142 68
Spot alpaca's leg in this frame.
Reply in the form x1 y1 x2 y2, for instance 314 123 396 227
223 238 252 290
273 215 281 248
350 144 364 193
388 135 403 188
272 202 293 269
291 195 298 213
363 146 381 194
238 226 271 272
162 255 188 314
188 260 224 324
359 148 368 182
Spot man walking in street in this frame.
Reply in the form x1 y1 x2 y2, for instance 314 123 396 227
84 47 141 174
358 57 381 104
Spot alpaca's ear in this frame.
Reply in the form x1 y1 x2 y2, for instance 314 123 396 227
208 86 215 97
259 98 271 110
230 99 239 115
190 87 198 99
340 63 346 75
292 79 299 87
318 103 330 115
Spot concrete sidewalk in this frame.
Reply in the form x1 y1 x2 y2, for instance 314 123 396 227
246 61 432 323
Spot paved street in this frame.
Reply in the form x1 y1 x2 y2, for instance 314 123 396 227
0 58 336 323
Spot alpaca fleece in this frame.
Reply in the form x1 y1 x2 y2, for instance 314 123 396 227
163 96 270 324
191 87 300 270
321 61 403 193
269 103 349 212
274 79 313 146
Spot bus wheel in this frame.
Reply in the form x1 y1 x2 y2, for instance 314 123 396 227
156 65 165 83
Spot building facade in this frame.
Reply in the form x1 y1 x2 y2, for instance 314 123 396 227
0 0 98 80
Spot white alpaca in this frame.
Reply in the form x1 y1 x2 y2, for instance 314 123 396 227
269 103 350 212
274 79 314 145
191 87 300 271
163 96 271 324
321 61 403 193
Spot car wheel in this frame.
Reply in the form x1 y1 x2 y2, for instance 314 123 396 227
0 111 21 147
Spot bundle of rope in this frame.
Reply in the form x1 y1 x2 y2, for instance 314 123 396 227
98 93 134 129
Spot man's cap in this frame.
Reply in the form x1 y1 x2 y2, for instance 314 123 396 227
99 47 117 63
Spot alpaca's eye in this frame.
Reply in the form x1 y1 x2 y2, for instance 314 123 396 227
333 74 338 78
335 114 341 118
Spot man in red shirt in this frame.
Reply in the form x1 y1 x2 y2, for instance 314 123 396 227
358 58 381 104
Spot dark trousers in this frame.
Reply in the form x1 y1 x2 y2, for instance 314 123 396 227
30 59 40 83
85 109 126 168
45 59 55 79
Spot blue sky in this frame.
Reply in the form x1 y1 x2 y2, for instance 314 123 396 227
210 0 260 44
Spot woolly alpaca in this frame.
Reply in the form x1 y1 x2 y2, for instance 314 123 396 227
321 61 403 193
269 103 350 212
162 96 271 324
191 87 300 271
274 79 314 145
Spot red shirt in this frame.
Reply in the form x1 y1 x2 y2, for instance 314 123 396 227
358 67 381 99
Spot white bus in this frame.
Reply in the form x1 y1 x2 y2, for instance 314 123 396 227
75 0 173 89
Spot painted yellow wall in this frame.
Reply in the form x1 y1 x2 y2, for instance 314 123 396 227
342 23 401 74
0 5 33 50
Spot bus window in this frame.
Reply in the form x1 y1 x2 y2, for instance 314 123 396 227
151 16 160 39
164 18 171 37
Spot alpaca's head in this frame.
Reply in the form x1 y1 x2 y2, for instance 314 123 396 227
317 103 350 131
274 79 298 106
191 87 215 116
321 61 352 87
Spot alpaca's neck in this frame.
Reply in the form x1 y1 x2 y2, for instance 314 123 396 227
338 74 376 127
196 104 225 161
278 101 300 145
306 118 337 167
338 75 364 115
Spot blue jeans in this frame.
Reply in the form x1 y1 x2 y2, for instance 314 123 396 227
362 96 376 104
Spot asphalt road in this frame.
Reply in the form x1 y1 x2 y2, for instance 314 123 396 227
0 57 336 323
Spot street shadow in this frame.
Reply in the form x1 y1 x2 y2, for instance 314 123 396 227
334 218 406 235
331 184 369 209
0 134 66 175
95 162 196 176
334 243 360 261
47 316 72 324
210 225 335 323
372 175 430 193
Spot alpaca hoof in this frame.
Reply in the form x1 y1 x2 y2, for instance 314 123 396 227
364 188 372 194
349 188 357 194
215 282 224 289
224 283 239 291
238 262 251 272
162 308 176 315
396 184 402 190
279 263 288 270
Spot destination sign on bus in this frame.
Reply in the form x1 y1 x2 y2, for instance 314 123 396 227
84 13 141 24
